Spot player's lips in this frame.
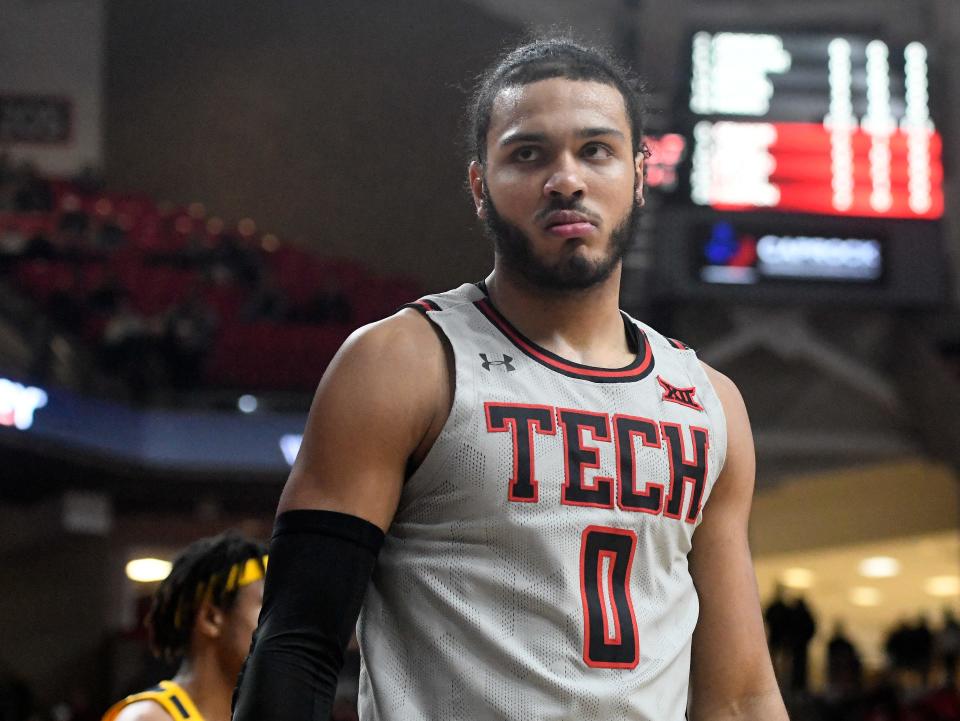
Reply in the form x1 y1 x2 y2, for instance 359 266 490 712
542 210 598 238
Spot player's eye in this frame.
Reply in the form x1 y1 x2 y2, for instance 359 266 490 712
582 143 613 159
512 146 542 162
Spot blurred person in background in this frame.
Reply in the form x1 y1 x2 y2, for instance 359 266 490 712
99 295 159 400
826 621 863 700
233 36 786 721
160 287 218 391
935 609 960 687
102 532 266 721
766 583 794 686
790 595 817 695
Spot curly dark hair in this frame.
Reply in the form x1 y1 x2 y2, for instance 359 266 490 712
146 531 267 663
468 34 649 163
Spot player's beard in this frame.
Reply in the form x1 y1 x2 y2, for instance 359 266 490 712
482 182 641 293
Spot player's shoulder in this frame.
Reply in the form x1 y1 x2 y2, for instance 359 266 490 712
108 698 173 721
697 360 745 411
334 283 480 373
625 314 746 415
343 306 439 358
325 296 460 401
697 360 739 397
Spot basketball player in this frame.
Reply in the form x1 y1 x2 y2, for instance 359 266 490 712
233 38 788 720
104 533 266 721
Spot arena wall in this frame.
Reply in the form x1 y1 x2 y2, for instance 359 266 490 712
0 0 104 175
104 0 518 290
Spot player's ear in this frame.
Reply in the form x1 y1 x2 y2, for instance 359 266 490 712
469 161 487 219
634 151 646 208
195 598 225 639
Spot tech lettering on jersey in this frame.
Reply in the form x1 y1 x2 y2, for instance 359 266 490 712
484 403 556 502
485 401 710 523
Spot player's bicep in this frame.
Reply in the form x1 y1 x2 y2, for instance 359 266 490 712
688 367 782 718
278 312 443 532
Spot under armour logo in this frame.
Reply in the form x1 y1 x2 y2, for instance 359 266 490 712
657 376 704 411
480 353 516 372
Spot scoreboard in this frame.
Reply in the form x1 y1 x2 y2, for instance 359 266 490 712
648 29 948 307
687 32 943 220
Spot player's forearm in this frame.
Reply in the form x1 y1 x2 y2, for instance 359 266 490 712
232 510 384 721
689 688 790 721
232 635 341 721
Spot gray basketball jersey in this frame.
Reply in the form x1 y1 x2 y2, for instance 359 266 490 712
357 282 727 720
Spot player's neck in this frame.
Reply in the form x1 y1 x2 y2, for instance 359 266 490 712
173 654 234 721
484 266 633 367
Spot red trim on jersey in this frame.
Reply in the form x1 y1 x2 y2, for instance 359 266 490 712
474 298 654 382
400 298 440 315
597 549 623 645
415 298 440 312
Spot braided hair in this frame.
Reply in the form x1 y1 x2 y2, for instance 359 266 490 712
146 531 267 663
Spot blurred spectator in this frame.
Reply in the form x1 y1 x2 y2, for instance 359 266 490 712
887 620 912 669
885 615 937 718
12 163 52 212
160 290 218 390
23 232 56 261
790 595 817 694
59 206 90 237
88 274 125 314
936 608 960 686
181 233 211 269
910 615 934 685
289 276 351 324
207 234 260 286
47 268 88 332
54 197 99 261
241 271 288 322
100 296 161 400
826 621 863 700
0 151 14 208
766 584 793 686
0 225 28 273
94 220 126 251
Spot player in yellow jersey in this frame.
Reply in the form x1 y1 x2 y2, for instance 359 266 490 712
103 532 266 721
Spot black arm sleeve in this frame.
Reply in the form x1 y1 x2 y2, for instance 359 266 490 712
232 509 385 721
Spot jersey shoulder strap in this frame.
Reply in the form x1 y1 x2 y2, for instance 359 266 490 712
101 681 204 721
400 282 486 315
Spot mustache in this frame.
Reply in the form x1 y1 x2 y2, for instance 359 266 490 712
532 198 601 226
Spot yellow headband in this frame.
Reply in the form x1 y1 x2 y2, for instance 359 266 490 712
172 555 268 630
226 555 268 592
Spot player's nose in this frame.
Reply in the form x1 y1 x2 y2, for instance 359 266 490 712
543 153 586 200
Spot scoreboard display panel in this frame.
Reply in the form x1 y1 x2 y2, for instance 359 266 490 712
649 29 948 307
686 32 943 220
